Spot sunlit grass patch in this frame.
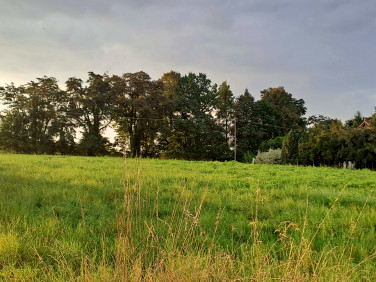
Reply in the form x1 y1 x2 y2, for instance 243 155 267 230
0 153 376 280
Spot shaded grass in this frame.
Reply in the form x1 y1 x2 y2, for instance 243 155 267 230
0 154 376 280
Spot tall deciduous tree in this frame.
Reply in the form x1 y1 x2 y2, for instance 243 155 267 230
233 89 257 160
159 71 181 99
253 99 281 140
345 111 363 128
66 72 115 156
0 77 74 154
216 81 234 146
165 73 227 160
281 130 300 164
260 86 306 134
112 71 173 157
157 71 181 152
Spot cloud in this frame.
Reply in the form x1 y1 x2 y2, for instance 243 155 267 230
0 0 376 120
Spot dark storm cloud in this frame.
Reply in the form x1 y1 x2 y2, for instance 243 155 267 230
1 0 376 120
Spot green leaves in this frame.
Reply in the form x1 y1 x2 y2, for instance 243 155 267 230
0 72 315 162
298 118 376 168
165 73 228 160
0 77 72 154
111 71 173 157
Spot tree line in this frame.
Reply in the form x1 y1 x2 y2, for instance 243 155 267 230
294 113 376 169
0 71 375 168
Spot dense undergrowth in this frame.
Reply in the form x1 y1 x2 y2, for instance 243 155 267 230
0 154 376 280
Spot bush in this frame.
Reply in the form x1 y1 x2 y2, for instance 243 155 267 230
255 148 282 164
281 130 300 164
243 151 255 163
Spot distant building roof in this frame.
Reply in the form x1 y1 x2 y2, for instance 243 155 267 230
358 119 373 129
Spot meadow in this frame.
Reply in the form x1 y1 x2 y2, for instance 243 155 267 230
0 154 376 281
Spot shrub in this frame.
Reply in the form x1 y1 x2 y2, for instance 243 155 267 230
243 151 255 163
281 130 300 164
255 148 282 164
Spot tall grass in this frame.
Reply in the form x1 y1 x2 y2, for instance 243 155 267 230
13 157 373 281
19 161 376 281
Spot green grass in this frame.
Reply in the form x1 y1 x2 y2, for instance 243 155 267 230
0 154 376 280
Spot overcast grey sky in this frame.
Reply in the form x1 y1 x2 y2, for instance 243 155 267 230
1 0 376 120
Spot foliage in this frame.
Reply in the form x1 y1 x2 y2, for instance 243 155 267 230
111 71 173 157
0 71 312 161
0 77 74 154
12 71 376 168
233 88 290 162
255 148 282 164
216 81 234 146
159 70 181 99
260 86 306 133
259 136 284 152
66 72 115 156
242 150 255 163
281 130 300 164
164 73 228 160
233 89 260 160
306 114 333 126
297 115 376 168
2 71 376 168
346 111 363 127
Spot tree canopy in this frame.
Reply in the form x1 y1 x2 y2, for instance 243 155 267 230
1 70 375 169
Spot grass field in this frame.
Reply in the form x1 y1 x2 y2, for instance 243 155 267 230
0 154 376 280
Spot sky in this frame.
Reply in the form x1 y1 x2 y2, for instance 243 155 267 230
1 0 376 121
